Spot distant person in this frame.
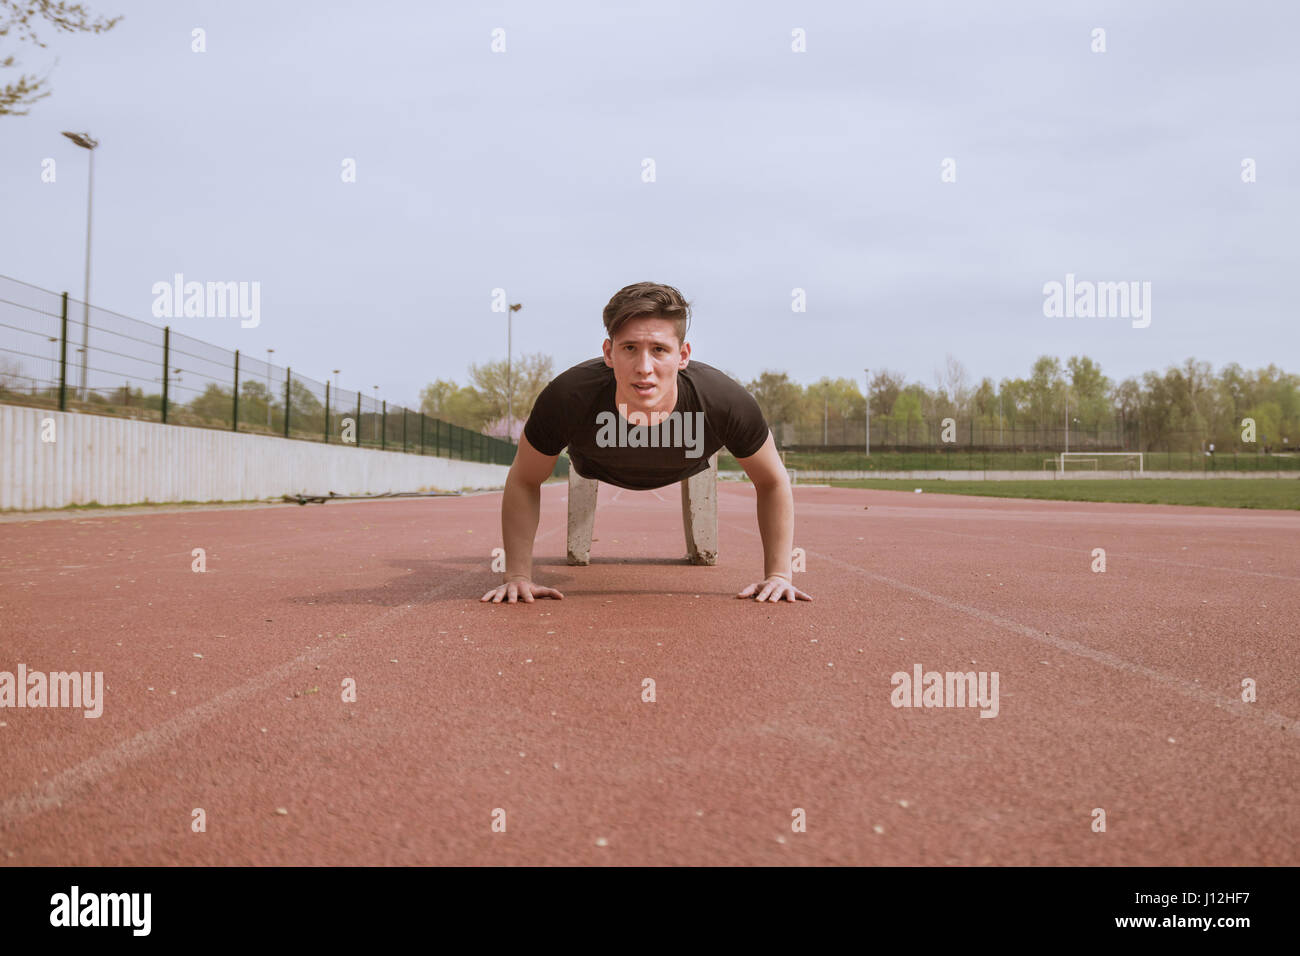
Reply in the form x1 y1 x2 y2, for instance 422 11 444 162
482 281 812 605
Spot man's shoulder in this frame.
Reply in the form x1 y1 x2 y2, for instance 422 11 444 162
547 357 612 392
682 361 749 397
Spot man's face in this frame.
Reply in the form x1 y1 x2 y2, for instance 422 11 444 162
602 316 691 409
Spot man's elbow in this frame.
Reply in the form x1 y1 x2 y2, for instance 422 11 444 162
750 471 791 495
506 466 545 492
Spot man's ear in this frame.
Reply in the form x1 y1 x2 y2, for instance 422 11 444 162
678 340 691 369
601 338 613 367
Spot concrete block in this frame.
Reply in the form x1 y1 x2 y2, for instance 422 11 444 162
565 454 719 566
566 464 599 565
681 453 718 565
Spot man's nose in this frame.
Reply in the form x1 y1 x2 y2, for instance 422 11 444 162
634 350 655 374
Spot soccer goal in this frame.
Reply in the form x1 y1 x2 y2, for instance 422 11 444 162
1046 457 1098 472
1054 452 1143 474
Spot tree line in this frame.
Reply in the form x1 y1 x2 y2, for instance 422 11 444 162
425 354 1297 452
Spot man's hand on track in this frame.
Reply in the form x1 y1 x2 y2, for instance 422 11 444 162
481 578 564 604
736 575 812 603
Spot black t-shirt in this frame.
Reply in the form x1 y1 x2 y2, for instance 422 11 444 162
523 358 770 490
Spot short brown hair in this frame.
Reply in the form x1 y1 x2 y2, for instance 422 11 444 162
602 282 691 345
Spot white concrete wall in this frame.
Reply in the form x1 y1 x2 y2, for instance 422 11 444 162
0 404 511 512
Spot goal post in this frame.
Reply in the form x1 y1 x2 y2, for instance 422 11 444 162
1061 457 1098 472
1058 452 1143 474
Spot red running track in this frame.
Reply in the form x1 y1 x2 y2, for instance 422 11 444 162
0 483 1297 865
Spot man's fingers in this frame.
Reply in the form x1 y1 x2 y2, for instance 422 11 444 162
482 581 565 603
736 584 757 599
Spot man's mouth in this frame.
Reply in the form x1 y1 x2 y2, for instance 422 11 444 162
632 383 655 395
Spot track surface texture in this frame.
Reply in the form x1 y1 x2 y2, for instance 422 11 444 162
1 483 1297 865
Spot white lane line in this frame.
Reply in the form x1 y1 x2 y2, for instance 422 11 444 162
0 526 564 825
725 522 1300 738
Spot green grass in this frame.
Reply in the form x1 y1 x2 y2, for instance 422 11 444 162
828 478 1300 510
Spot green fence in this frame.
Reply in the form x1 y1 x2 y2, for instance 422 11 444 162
755 448 1298 473
0 274 554 471
774 418 1294 472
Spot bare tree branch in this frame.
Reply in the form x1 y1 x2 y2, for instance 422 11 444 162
0 0 121 116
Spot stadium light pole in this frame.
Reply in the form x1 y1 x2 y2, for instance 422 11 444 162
265 348 274 427
1063 381 1070 455
48 336 58 395
864 368 870 455
61 131 98 401
507 302 522 441
332 368 340 424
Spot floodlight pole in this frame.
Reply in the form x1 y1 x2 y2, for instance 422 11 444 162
266 349 274 427
1064 386 1070 455
507 302 522 440
864 368 870 455
61 131 98 401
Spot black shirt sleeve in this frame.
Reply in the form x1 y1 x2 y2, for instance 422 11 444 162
522 377 570 456
715 374 770 459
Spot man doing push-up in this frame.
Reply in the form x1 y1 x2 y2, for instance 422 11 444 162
481 281 812 606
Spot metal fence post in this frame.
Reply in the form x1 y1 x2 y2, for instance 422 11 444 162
419 413 425 455
58 292 69 411
324 381 330 443
402 407 407 452
162 326 171 424
233 349 240 430
284 368 291 437
381 400 386 450
355 393 362 449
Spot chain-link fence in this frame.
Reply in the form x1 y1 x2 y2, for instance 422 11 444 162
0 274 545 470
775 417 1295 466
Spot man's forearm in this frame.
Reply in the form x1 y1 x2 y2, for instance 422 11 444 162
755 483 795 580
501 473 541 580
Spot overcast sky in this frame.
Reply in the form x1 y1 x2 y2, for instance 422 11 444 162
2 0 1296 408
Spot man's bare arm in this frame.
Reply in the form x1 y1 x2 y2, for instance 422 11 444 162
735 433 812 603
482 433 564 603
